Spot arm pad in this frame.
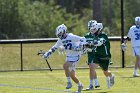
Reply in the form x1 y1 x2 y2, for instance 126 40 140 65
43 46 57 59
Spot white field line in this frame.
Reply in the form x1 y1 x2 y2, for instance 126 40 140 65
0 84 71 93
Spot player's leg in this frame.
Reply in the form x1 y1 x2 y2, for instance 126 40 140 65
63 62 72 89
69 62 83 93
137 56 140 69
103 70 114 88
86 63 100 90
90 64 100 87
132 47 140 77
86 63 95 90
100 59 114 88
93 68 100 88
133 56 140 77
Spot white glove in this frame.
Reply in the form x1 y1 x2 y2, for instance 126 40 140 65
43 51 51 59
121 43 127 51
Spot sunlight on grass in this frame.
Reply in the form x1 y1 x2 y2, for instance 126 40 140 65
0 68 140 93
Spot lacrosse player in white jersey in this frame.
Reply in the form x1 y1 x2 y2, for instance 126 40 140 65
41 24 85 93
122 16 140 77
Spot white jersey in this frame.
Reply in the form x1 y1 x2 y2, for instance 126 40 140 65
53 33 85 56
127 25 140 47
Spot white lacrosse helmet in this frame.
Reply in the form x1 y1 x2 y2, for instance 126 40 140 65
135 16 140 28
56 24 67 39
88 20 98 34
98 23 103 31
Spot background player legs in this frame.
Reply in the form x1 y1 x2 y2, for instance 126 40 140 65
89 64 100 87
133 56 140 76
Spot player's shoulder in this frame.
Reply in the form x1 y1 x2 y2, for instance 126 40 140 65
67 33 80 38
67 33 74 37
130 25 136 30
68 33 74 36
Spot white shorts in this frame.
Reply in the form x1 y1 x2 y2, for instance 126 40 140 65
132 46 140 56
66 55 80 62
66 55 80 71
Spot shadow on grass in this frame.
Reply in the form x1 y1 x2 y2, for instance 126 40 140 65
81 88 110 93
121 76 140 78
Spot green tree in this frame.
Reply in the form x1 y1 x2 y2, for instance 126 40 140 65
0 0 20 39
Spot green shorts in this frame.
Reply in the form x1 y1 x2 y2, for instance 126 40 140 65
87 54 111 71
93 57 111 71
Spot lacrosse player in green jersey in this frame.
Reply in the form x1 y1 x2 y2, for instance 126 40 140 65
85 20 114 89
84 20 100 90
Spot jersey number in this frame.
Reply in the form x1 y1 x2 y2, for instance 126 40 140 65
64 43 72 50
135 33 140 40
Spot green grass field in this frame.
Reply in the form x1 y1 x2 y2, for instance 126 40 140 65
0 68 140 93
0 41 138 93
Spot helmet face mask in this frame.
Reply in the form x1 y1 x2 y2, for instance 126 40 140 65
56 24 67 39
135 17 140 28
88 20 98 34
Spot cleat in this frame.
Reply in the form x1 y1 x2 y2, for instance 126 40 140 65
86 84 93 90
133 74 140 77
66 82 72 89
77 84 83 93
95 85 100 88
110 74 115 86
95 82 100 88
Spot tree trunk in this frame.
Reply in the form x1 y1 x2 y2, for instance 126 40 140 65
93 0 102 22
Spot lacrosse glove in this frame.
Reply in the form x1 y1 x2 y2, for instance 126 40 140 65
121 43 127 51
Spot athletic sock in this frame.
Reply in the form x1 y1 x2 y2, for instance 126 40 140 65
67 77 71 83
77 81 82 86
106 77 110 88
94 79 99 85
133 69 137 75
90 79 93 85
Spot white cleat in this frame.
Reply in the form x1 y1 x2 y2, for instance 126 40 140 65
86 84 93 90
133 74 140 77
66 82 72 89
95 83 100 88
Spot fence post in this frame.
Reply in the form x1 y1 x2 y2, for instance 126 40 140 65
121 0 125 68
20 42 23 71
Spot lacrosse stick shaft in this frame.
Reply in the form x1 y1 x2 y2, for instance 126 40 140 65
45 59 52 71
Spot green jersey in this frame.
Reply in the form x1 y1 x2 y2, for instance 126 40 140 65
84 31 111 71
84 32 111 58
94 32 111 58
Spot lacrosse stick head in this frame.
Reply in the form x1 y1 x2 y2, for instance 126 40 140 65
37 50 45 56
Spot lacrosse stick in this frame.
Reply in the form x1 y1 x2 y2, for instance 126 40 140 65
37 50 52 71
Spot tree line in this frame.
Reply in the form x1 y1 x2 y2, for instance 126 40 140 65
0 0 140 39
